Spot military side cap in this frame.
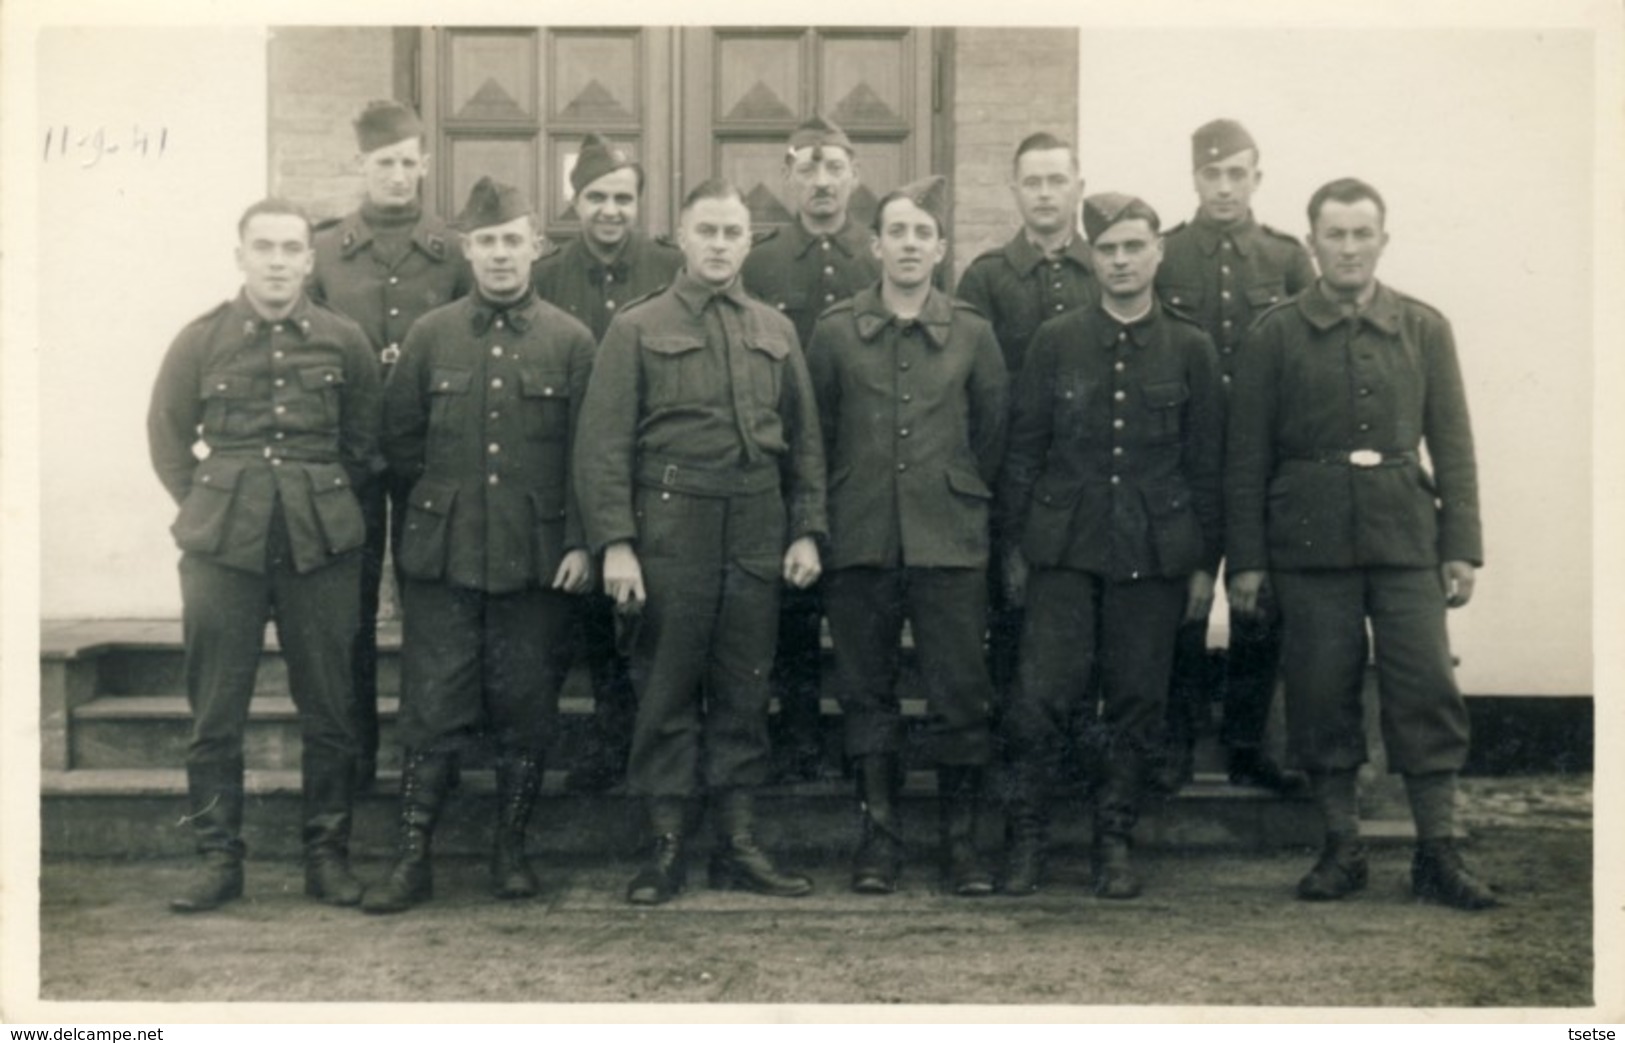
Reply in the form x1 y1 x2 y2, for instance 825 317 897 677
1083 192 1159 241
877 174 949 230
571 132 638 195
354 100 423 153
787 113 854 156
454 176 532 232
1191 118 1256 169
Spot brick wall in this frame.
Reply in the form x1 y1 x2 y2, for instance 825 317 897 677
267 27 396 221
949 28 1079 284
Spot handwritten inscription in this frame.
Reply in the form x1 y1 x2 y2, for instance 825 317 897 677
43 125 169 167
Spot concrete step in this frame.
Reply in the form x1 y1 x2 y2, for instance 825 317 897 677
40 768 1341 860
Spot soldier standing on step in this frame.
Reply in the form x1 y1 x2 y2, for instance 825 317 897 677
805 176 1008 896
741 114 880 782
147 198 381 913
998 194 1224 899
532 131 682 794
1226 177 1495 910
308 100 472 793
575 179 826 906
363 178 596 914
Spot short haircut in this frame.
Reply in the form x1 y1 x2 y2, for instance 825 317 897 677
1307 177 1387 229
680 178 745 215
1012 132 1078 175
871 191 944 237
237 198 313 242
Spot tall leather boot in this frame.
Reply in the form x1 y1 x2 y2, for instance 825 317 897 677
851 754 904 894
1412 839 1497 910
708 788 813 897
362 748 455 914
302 747 364 906
170 759 247 913
1092 749 1144 899
938 766 994 897
492 749 544 899
626 797 690 905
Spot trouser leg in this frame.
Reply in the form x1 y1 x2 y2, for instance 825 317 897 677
1366 568 1471 776
351 473 387 788
825 568 907 760
770 583 826 780
567 591 636 790
907 567 995 767
1272 570 1372 773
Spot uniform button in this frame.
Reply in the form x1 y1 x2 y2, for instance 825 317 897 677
1113 418 1125 430
1221 265 1230 275
1052 282 1062 290
1221 290 1232 301
825 293 836 303
823 266 834 276
488 443 501 454
491 378 504 389
1359 422 1371 432
1062 390 1074 400
901 393 913 403
215 382 228 391
423 500 433 509
605 273 615 284
492 346 504 357
821 240 831 251
274 378 286 388
1222 346 1234 355
1221 374 1233 385
488 474 500 485
1110 475 1120 485
273 324 284 333
661 491 671 501
273 350 285 360
389 276 399 285
271 458 283 467
1114 390 1126 402
606 300 616 309
1054 303 1064 312
200 475 212 484
899 428 910 438
777 302 788 311
325 372 334 382
1118 331 1127 341
1131 570 1140 579
489 411 500 420
1222 319 1233 329
333 477 345 487
896 462 907 472
274 404 287 415
1114 361 1125 373
544 386 555 395
1221 241 1232 251
1359 387 1372 396
438 379 451 389
494 317 503 328
275 431 285 440
1112 446 1124 456
899 361 910 371
389 308 400 317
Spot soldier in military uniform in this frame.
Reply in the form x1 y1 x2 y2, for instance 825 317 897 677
309 100 472 791
1227 178 1495 910
576 179 826 906
147 198 380 913
1153 119 1317 795
954 132 1098 742
741 114 880 781
806 176 1008 896
363 179 596 914
533 132 683 793
999 194 1224 898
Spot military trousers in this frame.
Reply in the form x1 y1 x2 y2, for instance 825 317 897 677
1271 567 1469 775
825 566 993 766
353 468 412 762
625 485 786 797
397 580 574 755
1004 569 1185 808
1167 593 1284 751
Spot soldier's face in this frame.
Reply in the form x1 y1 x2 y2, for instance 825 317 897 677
1308 199 1388 296
785 146 858 223
576 167 641 250
678 196 752 287
463 215 542 299
872 198 946 291
1089 218 1163 302
358 137 428 208
1011 148 1083 237
236 214 314 312
1193 149 1262 225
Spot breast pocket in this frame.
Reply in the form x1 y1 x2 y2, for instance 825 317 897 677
744 334 789 406
199 372 257 438
520 366 571 441
1161 285 1203 313
426 367 472 430
1140 379 1189 443
641 335 706 407
294 365 345 430
1246 283 1287 317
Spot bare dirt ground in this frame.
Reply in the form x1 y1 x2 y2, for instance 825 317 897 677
32 774 1596 1011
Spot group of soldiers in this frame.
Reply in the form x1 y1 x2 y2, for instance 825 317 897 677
147 100 1497 917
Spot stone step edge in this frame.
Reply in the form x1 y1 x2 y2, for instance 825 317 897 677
72 694 915 720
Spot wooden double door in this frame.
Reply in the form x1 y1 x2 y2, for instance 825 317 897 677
418 26 942 242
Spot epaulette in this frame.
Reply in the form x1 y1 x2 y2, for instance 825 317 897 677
1250 294 1299 329
188 301 232 329
618 286 667 313
817 296 856 321
751 227 781 246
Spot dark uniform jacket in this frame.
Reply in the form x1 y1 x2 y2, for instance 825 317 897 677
742 218 881 349
574 270 828 554
1225 282 1482 574
147 293 380 575
954 230 1098 379
310 204 472 364
382 290 595 595
532 232 683 341
806 285 1008 570
1001 301 1224 581
1155 211 1315 384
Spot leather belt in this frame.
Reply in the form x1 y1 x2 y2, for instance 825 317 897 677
1294 449 1418 469
635 456 781 497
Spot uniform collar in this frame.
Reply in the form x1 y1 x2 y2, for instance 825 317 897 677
786 216 865 259
571 232 643 284
1093 300 1160 350
470 288 539 334
1005 227 1092 276
1191 210 1259 258
1298 280 1401 335
672 268 751 315
852 284 953 348
233 291 316 339
338 207 452 262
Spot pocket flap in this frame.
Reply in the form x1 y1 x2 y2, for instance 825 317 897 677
191 454 250 491
642 335 706 356
520 368 571 399
1246 283 1287 307
201 373 254 399
746 335 790 360
428 368 473 394
298 365 345 391
306 462 353 495
1142 380 1190 409
1161 285 1202 309
945 468 992 500
1032 478 1082 508
407 477 458 515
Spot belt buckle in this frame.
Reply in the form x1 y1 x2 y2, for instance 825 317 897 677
1348 449 1383 468
662 464 679 486
379 345 401 365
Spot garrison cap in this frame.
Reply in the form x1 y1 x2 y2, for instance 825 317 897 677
1191 118 1257 170
874 175 949 232
453 176 532 232
787 113 855 158
1083 192 1159 241
571 132 639 195
354 100 423 154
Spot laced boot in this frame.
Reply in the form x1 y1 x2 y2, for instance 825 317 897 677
626 797 690 905
302 750 363 906
708 789 813 897
171 761 246 913
362 749 454 914
1412 839 1498 910
1091 832 1141 899
1297 832 1369 901
491 750 544 899
938 766 994 897
851 754 904 894
1000 800 1049 896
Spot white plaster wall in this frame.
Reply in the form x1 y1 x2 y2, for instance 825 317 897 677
1077 26 1596 696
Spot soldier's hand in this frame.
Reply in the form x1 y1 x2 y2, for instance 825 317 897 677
782 536 822 589
1441 560 1476 608
602 541 646 610
553 549 594 594
1184 570 1216 623
1227 569 1267 618
1004 548 1030 609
